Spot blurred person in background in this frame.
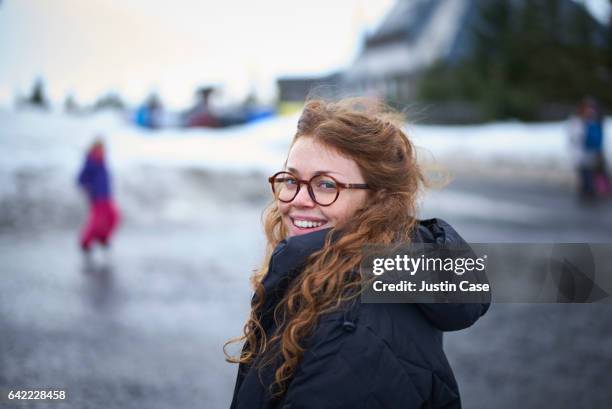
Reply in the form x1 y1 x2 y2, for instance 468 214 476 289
77 138 120 254
225 98 489 409
185 86 219 128
583 98 610 198
135 94 163 129
568 97 610 201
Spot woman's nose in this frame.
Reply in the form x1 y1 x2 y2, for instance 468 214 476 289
292 185 316 207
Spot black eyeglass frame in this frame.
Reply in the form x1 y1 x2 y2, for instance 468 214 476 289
268 171 370 206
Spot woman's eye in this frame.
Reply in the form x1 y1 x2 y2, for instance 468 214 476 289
284 178 298 186
318 180 336 189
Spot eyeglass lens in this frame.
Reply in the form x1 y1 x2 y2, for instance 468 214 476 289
272 173 339 205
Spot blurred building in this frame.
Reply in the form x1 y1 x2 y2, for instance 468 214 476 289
278 0 610 121
278 0 474 104
343 0 474 102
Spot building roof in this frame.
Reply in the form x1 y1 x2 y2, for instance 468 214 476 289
344 0 471 81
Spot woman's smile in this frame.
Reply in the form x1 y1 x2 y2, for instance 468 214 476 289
289 215 329 235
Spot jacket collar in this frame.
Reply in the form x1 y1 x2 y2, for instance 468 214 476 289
257 218 459 329
258 228 332 331
262 218 449 296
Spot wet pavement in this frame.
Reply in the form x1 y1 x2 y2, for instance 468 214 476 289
1 176 612 409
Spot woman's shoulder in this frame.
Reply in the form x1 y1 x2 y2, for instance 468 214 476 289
311 301 438 356
300 303 459 406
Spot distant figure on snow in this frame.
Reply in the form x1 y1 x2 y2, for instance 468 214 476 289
568 98 610 201
77 138 120 252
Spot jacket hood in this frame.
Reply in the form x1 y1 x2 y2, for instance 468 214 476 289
412 219 491 332
88 144 105 163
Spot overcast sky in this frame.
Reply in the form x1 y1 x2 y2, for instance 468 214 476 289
0 0 609 109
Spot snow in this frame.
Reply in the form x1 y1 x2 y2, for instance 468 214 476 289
407 120 593 168
0 108 296 175
1 107 610 229
3 108 610 173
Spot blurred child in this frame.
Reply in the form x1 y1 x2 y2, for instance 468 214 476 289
77 139 120 252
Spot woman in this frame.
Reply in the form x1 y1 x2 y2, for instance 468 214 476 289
226 98 489 409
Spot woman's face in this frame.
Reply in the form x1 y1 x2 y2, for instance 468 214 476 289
279 137 369 237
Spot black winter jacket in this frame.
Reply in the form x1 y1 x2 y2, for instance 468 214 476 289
229 218 490 409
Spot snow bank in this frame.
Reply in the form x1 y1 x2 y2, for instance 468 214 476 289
1 108 610 230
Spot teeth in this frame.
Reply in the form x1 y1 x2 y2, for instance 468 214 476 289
293 219 324 229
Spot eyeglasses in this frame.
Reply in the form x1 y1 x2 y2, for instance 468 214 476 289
268 171 369 206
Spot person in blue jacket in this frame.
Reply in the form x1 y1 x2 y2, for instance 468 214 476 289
225 98 489 409
77 139 120 252
582 98 610 198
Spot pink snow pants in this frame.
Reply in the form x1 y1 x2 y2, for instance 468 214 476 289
80 199 120 250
